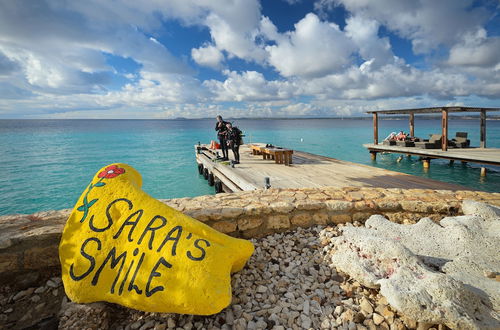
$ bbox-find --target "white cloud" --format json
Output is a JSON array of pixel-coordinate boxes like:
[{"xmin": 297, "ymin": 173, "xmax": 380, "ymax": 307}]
[
  {"xmin": 98, "ymin": 71, "xmax": 209, "ymax": 106},
  {"xmin": 265, "ymin": 13, "xmax": 356, "ymax": 78},
  {"xmin": 0, "ymin": 0, "xmax": 191, "ymax": 95},
  {"xmin": 297, "ymin": 59, "xmax": 500, "ymax": 101},
  {"xmin": 204, "ymin": 70, "xmax": 297, "ymax": 102},
  {"xmin": 205, "ymin": 13, "xmax": 267, "ymax": 63},
  {"xmin": 344, "ymin": 15, "xmax": 394, "ymax": 67},
  {"xmin": 166, "ymin": 0, "xmax": 267, "ymax": 64},
  {"xmin": 191, "ymin": 44, "xmax": 225, "ymax": 69},
  {"xmin": 448, "ymin": 29, "xmax": 500, "ymax": 68},
  {"xmin": 260, "ymin": 16, "xmax": 282, "ymax": 42},
  {"xmin": 322, "ymin": 0, "xmax": 490, "ymax": 54}
]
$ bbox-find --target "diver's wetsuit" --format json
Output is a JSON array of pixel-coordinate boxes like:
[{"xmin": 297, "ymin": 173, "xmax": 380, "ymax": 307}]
[
  {"xmin": 227, "ymin": 127, "xmax": 241, "ymax": 163},
  {"xmin": 215, "ymin": 120, "xmax": 229, "ymax": 159}
]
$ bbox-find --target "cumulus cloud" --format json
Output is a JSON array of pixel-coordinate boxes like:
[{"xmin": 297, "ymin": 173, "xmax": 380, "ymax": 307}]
[
  {"xmin": 191, "ymin": 44, "xmax": 225, "ymax": 69},
  {"xmin": 205, "ymin": 12, "xmax": 267, "ymax": 63},
  {"xmin": 174, "ymin": 0, "xmax": 267, "ymax": 64},
  {"xmin": 204, "ymin": 70, "xmax": 296, "ymax": 102},
  {"xmin": 321, "ymin": 0, "xmax": 490, "ymax": 54},
  {"xmin": 0, "ymin": 0, "xmax": 191, "ymax": 94},
  {"xmin": 448, "ymin": 29, "xmax": 500, "ymax": 68},
  {"xmin": 265, "ymin": 13, "xmax": 356, "ymax": 78},
  {"xmin": 344, "ymin": 15, "xmax": 394, "ymax": 67},
  {"xmin": 298, "ymin": 59, "xmax": 500, "ymax": 101},
  {"xmin": 98, "ymin": 72, "xmax": 209, "ymax": 106}
]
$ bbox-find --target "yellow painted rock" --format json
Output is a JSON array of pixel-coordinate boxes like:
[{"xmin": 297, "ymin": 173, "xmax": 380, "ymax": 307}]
[{"xmin": 59, "ymin": 163, "xmax": 254, "ymax": 315}]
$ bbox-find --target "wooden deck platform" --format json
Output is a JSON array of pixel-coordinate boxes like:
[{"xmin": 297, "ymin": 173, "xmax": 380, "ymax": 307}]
[
  {"xmin": 195, "ymin": 144, "xmax": 471, "ymax": 193},
  {"xmin": 364, "ymin": 143, "xmax": 500, "ymax": 166}
]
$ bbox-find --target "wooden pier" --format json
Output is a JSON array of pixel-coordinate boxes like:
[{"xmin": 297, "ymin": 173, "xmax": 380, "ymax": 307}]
[
  {"xmin": 195, "ymin": 143, "xmax": 470, "ymax": 193},
  {"xmin": 365, "ymin": 106, "xmax": 500, "ymax": 175},
  {"xmin": 365, "ymin": 144, "xmax": 500, "ymax": 167}
]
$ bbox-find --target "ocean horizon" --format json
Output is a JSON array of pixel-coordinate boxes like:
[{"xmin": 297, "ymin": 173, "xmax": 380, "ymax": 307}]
[{"xmin": 1, "ymin": 118, "xmax": 499, "ymax": 216}]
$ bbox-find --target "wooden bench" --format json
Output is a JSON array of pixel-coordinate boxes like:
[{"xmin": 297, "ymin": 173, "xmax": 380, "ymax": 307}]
[
  {"xmin": 263, "ymin": 148, "xmax": 293, "ymax": 165},
  {"xmin": 250, "ymin": 144, "xmax": 265, "ymax": 155}
]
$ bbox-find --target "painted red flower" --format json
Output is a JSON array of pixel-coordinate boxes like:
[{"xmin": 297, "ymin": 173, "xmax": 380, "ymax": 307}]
[{"xmin": 98, "ymin": 165, "xmax": 125, "ymax": 179}]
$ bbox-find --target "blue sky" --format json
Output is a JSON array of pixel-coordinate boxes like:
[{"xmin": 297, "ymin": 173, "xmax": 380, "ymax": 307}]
[{"xmin": 0, "ymin": 0, "xmax": 499, "ymax": 118}]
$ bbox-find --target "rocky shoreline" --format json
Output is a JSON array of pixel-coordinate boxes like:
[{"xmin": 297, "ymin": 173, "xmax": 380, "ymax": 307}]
[{"xmin": 3, "ymin": 223, "xmax": 450, "ymax": 330}]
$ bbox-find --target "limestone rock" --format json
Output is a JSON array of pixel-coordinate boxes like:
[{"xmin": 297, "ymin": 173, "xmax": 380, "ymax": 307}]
[
  {"xmin": 462, "ymin": 200, "xmax": 500, "ymax": 221},
  {"xmin": 60, "ymin": 163, "xmax": 254, "ymax": 315},
  {"xmin": 372, "ymin": 313, "xmax": 384, "ymax": 326},
  {"xmin": 330, "ymin": 201, "xmax": 500, "ymax": 329},
  {"xmin": 359, "ymin": 298, "xmax": 373, "ymax": 315},
  {"xmin": 267, "ymin": 215, "xmax": 290, "ymax": 229}
]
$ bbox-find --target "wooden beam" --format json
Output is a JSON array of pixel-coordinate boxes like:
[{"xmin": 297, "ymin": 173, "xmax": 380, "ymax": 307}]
[
  {"xmin": 409, "ymin": 112, "xmax": 415, "ymax": 137},
  {"xmin": 367, "ymin": 106, "xmax": 500, "ymax": 115},
  {"xmin": 441, "ymin": 109, "xmax": 448, "ymax": 151},
  {"xmin": 373, "ymin": 112, "xmax": 378, "ymax": 144},
  {"xmin": 363, "ymin": 143, "xmax": 500, "ymax": 166},
  {"xmin": 480, "ymin": 109, "xmax": 486, "ymax": 148}
]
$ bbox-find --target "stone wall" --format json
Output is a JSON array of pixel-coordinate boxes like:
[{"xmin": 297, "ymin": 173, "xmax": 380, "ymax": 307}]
[{"xmin": 1, "ymin": 187, "xmax": 499, "ymax": 281}]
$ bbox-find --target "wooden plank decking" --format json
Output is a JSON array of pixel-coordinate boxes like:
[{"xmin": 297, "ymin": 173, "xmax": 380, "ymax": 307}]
[
  {"xmin": 364, "ymin": 143, "xmax": 500, "ymax": 166},
  {"xmin": 195, "ymin": 144, "xmax": 471, "ymax": 192}
]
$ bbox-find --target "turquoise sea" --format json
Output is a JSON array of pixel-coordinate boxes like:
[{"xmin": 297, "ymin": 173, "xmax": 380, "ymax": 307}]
[{"xmin": 0, "ymin": 118, "xmax": 499, "ymax": 216}]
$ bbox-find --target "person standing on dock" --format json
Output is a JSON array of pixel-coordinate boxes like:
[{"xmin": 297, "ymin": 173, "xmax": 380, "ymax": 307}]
[
  {"xmin": 225, "ymin": 122, "xmax": 242, "ymax": 164},
  {"xmin": 215, "ymin": 115, "xmax": 229, "ymax": 160}
]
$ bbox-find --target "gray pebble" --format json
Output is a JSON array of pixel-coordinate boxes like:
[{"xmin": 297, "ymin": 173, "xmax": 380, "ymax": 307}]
[
  {"xmin": 153, "ymin": 323, "xmax": 166, "ymax": 330},
  {"xmin": 35, "ymin": 303, "xmax": 46, "ymax": 311},
  {"xmin": 225, "ymin": 309, "xmax": 235, "ymax": 325},
  {"xmin": 139, "ymin": 320, "xmax": 155, "ymax": 330},
  {"xmin": 300, "ymin": 314, "xmax": 312, "ymax": 329},
  {"xmin": 13, "ymin": 288, "xmax": 32, "ymax": 301},
  {"xmin": 34, "ymin": 286, "xmax": 46, "ymax": 294},
  {"xmin": 303, "ymin": 300, "xmax": 310, "ymax": 315},
  {"xmin": 46, "ymin": 279, "xmax": 58, "ymax": 288},
  {"xmin": 130, "ymin": 320, "xmax": 142, "ymax": 330},
  {"xmin": 256, "ymin": 285, "xmax": 267, "ymax": 293}
]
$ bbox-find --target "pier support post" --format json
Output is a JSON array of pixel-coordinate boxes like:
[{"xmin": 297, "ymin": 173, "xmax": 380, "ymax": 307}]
[
  {"xmin": 441, "ymin": 109, "xmax": 448, "ymax": 151},
  {"xmin": 373, "ymin": 113, "xmax": 379, "ymax": 144},
  {"xmin": 422, "ymin": 158, "xmax": 430, "ymax": 169},
  {"xmin": 481, "ymin": 167, "xmax": 487, "ymax": 177},
  {"xmin": 449, "ymin": 160, "xmax": 454, "ymax": 166},
  {"xmin": 409, "ymin": 112, "xmax": 415, "ymax": 138},
  {"xmin": 480, "ymin": 110, "xmax": 486, "ymax": 148},
  {"xmin": 370, "ymin": 151, "xmax": 377, "ymax": 160}
]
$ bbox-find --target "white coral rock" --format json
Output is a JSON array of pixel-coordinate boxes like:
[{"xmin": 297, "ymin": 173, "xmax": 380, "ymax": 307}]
[{"xmin": 330, "ymin": 201, "xmax": 500, "ymax": 329}]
